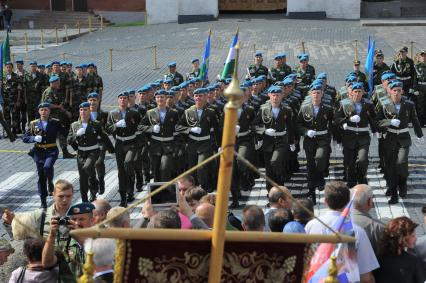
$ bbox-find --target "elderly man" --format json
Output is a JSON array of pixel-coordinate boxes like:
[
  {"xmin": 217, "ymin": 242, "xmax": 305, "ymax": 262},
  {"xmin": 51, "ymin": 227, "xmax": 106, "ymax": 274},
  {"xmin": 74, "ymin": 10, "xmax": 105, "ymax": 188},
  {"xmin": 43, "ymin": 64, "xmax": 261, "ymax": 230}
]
[
  {"xmin": 106, "ymin": 207, "xmax": 130, "ymax": 228},
  {"xmin": 0, "ymin": 239, "xmax": 14, "ymax": 265},
  {"xmin": 86, "ymin": 238, "xmax": 115, "ymax": 283},
  {"xmin": 351, "ymin": 184, "xmax": 385, "ymax": 254},
  {"xmin": 305, "ymin": 181, "xmax": 379, "ymax": 283},
  {"xmin": 92, "ymin": 199, "xmax": 112, "ymax": 225},
  {"xmin": 195, "ymin": 203, "xmax": 215, "ymax": 229},
  {"xmin": 264, "ymin": 186, "xmax": 292, "ymax": 231},
  {"xmin": 242, "ymin": 205, "xmax": 265, "ymax": 232}
]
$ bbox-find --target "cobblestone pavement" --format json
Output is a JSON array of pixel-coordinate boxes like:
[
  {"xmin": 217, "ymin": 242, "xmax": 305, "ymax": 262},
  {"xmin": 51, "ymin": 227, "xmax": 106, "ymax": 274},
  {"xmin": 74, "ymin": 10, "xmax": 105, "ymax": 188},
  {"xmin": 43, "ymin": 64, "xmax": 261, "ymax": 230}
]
[{"xmin": 2, "ymin": 15, "xmax": 426, "ymax": 241}]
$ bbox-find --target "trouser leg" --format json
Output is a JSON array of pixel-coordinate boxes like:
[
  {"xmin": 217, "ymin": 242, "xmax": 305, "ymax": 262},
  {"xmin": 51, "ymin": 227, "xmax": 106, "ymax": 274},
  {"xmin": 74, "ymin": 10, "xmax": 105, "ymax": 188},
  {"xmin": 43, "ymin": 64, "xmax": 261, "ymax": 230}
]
[
  {"xmin": 356, "ymin": 145, "xmax": 369, "ymax": 184},
  {"xmin": 343, "ymin": 146, "xmax": 357, "ymax": 188},
  {"xmin": 197, "ymin": 151, "xmax": 213, "ymax": 192},
  {"xmin": 77, "ymin": 157, "xmax": 89, "ymax": 202}
]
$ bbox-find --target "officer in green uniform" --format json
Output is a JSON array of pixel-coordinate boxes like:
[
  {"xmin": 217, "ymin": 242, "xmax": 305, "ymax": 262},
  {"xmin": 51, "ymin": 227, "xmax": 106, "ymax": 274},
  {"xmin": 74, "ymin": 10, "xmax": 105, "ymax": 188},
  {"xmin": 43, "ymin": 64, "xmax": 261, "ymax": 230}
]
[
  {"xmin": 0, "ymin": 103, "xmax": 15, "ymax": 141},
  {"xmin": 352, "ymin": 60, "xmax": 369, "ymax": 93},
  {"xmin": 86, "ymin": 63, "xmax": 103, "ymax": 103},
  {"xmin": 24, "ymin": 61, "xmax": 43, "ymax": 123},
  {"xmin": 255, "ymin": 86, "xmax": 294, "ymax": 191},
  {"xmin": 87, "ymin": 92, "xmax": 114, "ymax": 195},
  {"xmin": 414, "ymin": 50, "xmax": 426, "ymax": 126},
  {"xmin": 3, "ymin": 61, "xmax": 23, "ymax": 135},
  {"xmin": 70, "ymin": 64, "xmax": 88, "ymax": 120},
  {"xmin": 270, "ymin": 53, "xmax": 292, "ymax": 82},
  {"xmin": 391, "ymin": 46, "xmax": 416, "ymax": 99},
  {"xmin": 65, "ymin": 202, "xmax": 95, "ymax": 278},
  {"xmin": 140, "ymin": 89, "xmax": 180, "ymax": 181},
  {"xmin": 246, "ymin": 52, "xmax": 269, "ymax": 81},
  {"xmin": 373, "ymin": 50, "xmax": 390, "ymax": 86},
  {"xmin": 376, "ymin": 80, "xmax": 423, "ymax": 204},
  {"xmin": 177, "ymin": 88, "xmax": 220, "ymax": 192},
  {"xmin": 334, "ymin": 82, "xmax": 377, "ymax": 188},
  {"xmin": 68, "ymin": 102, "xmax": 112, "ymax": 202},
  {"xmin": 317, "ymin": 72, "xmax": 337, "ymax": 102},
  {"xmin": 164, "ymin": 61, "xmax": 184, "ymax": 86},
  {"xmin": 297, "ymin": 83, "xmax": 333, "ymax": 204},
  {"xmin": 41, "ymin": 75, "xmax": 75, "ymax": 158},
  {"xmin": 15, "ymin": 59, "xmax": 28, "ymax": 133},
  {"xmin": 294, "ymin": 53, "xmax": 316, "ymax": 97},
  {"xmin": 106, "ymin": 92, "xmax": 141, "ymax": 207},
  {"xmin": 186, "ymin": 58, "xmax": 200, "ymax": 81},
  {"xmin": 38, "ymin": 64, "xmax": 50, "ymax": 91}
]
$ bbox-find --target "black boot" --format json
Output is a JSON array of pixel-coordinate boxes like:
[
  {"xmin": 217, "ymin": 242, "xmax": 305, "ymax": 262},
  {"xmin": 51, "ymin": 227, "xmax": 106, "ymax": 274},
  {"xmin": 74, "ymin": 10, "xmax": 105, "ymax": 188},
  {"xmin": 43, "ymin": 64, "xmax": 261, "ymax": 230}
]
[
  {"xmin": 144, "ymin": 173, "xmax": 151, "ymax": 185},
  {"xmin": 48, "ymin": 182, "xmax": 54, "ymax": 196},
  {"xmin": 98, "ymin": 179, "xmax": 105, "ymax": 195},
  {"xmin": 307, "ymin": 189, "xmax": 316, "ymax": 205},
  {"xmin": 229, "ymin": 190, "xmax": 240, "ymax": 209},
  {"xmin": 119, "ymin": 192, "xmax": 127, "ymax": 207},
  {"xmin": 136, "ymin": 173, "xmax": 144, "ymax": 192},
  {"xmin": 40, "ymin": 197, "xmax": 47, "ymax": 209},
  {"xmin": 62, "ymin": 148, "xmax": 75, "ymax": 159},
  {"xmin": 399, "ymin": 182, "xmax": 407, "ymax": 198}
]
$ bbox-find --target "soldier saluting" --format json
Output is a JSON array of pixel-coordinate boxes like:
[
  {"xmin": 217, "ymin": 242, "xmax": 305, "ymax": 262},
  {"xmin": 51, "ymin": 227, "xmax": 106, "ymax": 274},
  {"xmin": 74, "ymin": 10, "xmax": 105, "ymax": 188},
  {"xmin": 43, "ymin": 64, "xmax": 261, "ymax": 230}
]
[
  {"xmin": 376, "ymin": 80, "xmax": 423, "ymax": 204},
  {"xmin": 297, "ymin": 83, "xmax": 333, "ymax": 204}
]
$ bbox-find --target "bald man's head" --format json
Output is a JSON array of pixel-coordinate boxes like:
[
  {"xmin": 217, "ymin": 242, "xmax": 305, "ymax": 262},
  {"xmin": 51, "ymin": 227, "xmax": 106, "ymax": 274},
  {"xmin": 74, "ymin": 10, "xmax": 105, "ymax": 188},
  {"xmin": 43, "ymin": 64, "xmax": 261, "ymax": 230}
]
[
  {"xmin": 268, "ymin": 186, "xmax": 292, "ymax": 209},
  {"xmin": 195, "ymin": 203, "xmax": 215, "ymax": 228},
  {"xmin": 92, "ymin": 199, "xmax": 112, "ymax": 224},
  {"xmin": 352, "ymin": 184, "xmax": 373, "ymax": 212}
]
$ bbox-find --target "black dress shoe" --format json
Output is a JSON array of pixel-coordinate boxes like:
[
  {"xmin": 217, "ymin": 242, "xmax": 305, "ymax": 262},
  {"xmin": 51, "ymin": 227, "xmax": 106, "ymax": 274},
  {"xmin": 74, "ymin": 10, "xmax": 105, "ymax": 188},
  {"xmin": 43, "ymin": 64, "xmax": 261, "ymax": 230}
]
[
  {"xmin": 388, "ymin": 197, "xmax": 398, "ymax": 205},
  {"xmin": 399, "ymin": 191, "xmax": 407, "ymax": 198},
  {"xmin": 99, "ymin": 181, "xmax": 105, "ymax": 195},
  {"xmin": 89, "ymin": 194, "xmax": 97, "ymax": 202},
  {"xmin": 119, "ymin": 201, "xmax": 127, "ymax": 208},
  {"xmin": 229, "ymin": 201, "xmax": 240, "ymax": 209},
  {"xmin": 385, "ymin": 188, "xmax": 392, "ymax": 197},
  {"xmin": 48, "ymin": 182, "xmax": 54, "ymax": 196},
  {"xmin": 127, "ymin": 195, "xmax": 135, "ymax": 203}
]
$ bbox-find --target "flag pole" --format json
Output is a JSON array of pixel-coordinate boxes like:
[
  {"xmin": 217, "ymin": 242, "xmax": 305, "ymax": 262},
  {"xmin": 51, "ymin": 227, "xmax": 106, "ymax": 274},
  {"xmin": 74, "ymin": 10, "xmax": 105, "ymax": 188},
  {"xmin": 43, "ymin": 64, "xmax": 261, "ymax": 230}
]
[{"xmin": 207, "ymin": 43, "xmax": 243, "ymax": 283}]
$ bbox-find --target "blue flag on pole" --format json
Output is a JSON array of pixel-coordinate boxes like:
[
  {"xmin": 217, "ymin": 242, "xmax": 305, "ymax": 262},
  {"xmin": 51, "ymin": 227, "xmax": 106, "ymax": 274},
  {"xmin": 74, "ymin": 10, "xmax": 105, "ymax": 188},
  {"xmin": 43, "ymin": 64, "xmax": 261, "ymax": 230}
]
[
  {"xmin": 199, "ymin": 30, "xmax": 211, "ymax": 83},
  {"xmin": 364, "ymin": 37, "xmax": 375, "ymax": 98}
]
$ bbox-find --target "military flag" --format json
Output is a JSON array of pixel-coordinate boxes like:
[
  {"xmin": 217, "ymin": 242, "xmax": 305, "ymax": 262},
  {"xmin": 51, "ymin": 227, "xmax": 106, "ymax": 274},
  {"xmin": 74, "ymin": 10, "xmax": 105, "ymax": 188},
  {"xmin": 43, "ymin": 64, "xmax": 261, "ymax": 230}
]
[
  {"xmin": 2, "ymin": 32, "xmax": 10, "ymax": 64},
  {"xmin": 221, "ymin": 29, "xmax": 239, "ymax": 79},
  {"xmin": 199, "ymin": 30, "xmax": 211, "ymax": 83},
  {"xmin": 365, "ymin": 36, "xmax": 375, "ymax": 98}
]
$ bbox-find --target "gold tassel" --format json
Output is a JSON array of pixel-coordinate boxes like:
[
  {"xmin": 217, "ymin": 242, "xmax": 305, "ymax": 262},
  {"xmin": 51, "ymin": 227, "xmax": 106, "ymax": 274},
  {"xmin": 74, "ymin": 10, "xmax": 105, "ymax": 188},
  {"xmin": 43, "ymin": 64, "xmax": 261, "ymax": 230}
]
[
  {"xmin": 114, "ymin": 239, "xmax": 126, "ymax": 283},
  {"xmin": 77, "ymin": 250, "xmax": 95, "ymax": 283},
  {"xmin": 325, "ymin": 256, "xmax": 339, "ymax": 283}
]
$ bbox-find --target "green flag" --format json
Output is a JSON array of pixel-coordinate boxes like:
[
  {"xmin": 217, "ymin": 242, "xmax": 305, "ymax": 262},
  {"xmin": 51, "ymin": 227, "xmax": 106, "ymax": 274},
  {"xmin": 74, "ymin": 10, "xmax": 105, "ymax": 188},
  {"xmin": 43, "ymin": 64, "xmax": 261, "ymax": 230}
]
[
  {"xmin": 221, "ymin": 29, "xmax": 239, "ymax": 79},
  {"xmin": 2, "ymin": 32, "xmax": 10, "ymax": 63}
]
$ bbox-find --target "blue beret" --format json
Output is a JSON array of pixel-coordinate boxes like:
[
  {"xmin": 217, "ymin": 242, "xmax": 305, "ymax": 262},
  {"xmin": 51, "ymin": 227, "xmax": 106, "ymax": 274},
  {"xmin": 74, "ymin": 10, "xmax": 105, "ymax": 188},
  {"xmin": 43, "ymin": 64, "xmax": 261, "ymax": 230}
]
[
  {"xmin": 179, "ymin": 82, "xmax": 188, "ymax": 89},
  {"xmin": 346, "ymin": 72, "xmax": 357, "ymax": 78},
  {"xmin": 29, "ymin": 61, "xmax": 37, "ymax": 66},
  {"xmin": 117, "ymin": 91, "xmax": 129, "ymax": 97},
  {"xmin": 280, "ymin": 52, "xmax": 287, "ymax": 58},
  {"xmin": 193, "ymin": 88, "xmax": 209, "ymax": 95},
  {"xmin": 67, "ymin": 202, "xmax": 95, "ymax": 216},
  {"xmin": 345, "ymin": 76, "xmax": 357, "ymax": 83},
  {"xmin": 242, "ymin": 81, "xmax": 252, "ymax": 88},
  {"xmin": 274, "ymin": 81, "xmax": 284, "ymax": 87},
  {"xmin": 127, "ymin": 89, "xmax": 136, "ymax": 95},
  {"xmin": 38, "ymin": 102, "xmax": 50, "ymax": 109},
  {"xmin": 79, "ymin": 102, "xmax": 90, "ymax": 108},
  {"xmin": 37, "ymin": 64, "xmax": 45, "ymax": 68},
  {"xmin": 75, "ymin": 64, "xmax": 83, "ymax": 69},
  {"xmin": 258, "ymin": 75, "xmax": 267, "ymax": 81},
  {"xmin": 137, "ymin": 86, "xmax": 148, "ymax": 93},
  {"xmin": 310, "ymin": 83, "xmax": 323, "ymax": 91},
  {"xmin": 170, "ymin": 86, "xmax": 180, "ymax": 92},
  {"xmin": 283, "ymin": 78, "xmax": 293, "ymax": 86},
  {"xmin": 67, "ymin": 61, "xmax": 73, "ymax": 66},
  {"xmin": 151, "ymin": 82, "xmax": 161, "ymax": 88},
  {"xmin": 317, "ymin": 72, "xmax": 327, "ymax": 80},
  {"xmin": 87, "ymin": 63, "xmax": 95, "ymax": 67},
  {"xmin": 255, "ymin": 52, "xmax": 262, "ymax": 57},
  {"xmin": 213, "ymin": 83, "xmax": 221, "ymax": 89},
  {"xmin": 87, "ymin": 92, "xmax": 99, "ymax": 99},
  {"xmin": 297, "ymin": 53, "xmax": 309, "ymax": 61},
  {"xmin": 351, "ymin": 82, "xmax": 364, "ymax": 90},
  {"xmin": 5, "ymin": 61, "xmax": 12, "ymax": 66},
  {"xmin": 60, "ymin": 61, "xmax": 67, "ymax": 66},
  {"xmin": 240, "ymin": 86, "xmax": 248, "ymax": 92},
  {"xmin": 312, "ymin": 79, "xmax": 324, "ymax": 86},
  {"xmin": 164, "ymin": 78, "xmax": 173, "ymax": 84},
  {"xmin": 224, "ymin": 78, "xmax": 232, "ymax": 84},
  {"xmin": 168, "ymin": 61, "xmax": 177, "ymax": 67},
  {"xmin": 191, "ymin": 77, "xmax": 201, "ymax": 83},
  {"xmin": 268, "ymin": 86, "xmax": 282, "ymax": 94},
  {"xmin": 45, "ymin": 63, "xmax": 52, "ymax": 68},
  {"xmin": 381, "ymin": 72, "xmax": 396, "ymax": 81},
  {"xmin": 167, "ymin": 90, "xmax": 176, "ymax": 96},
  {"xmin": 155, "ymin": 89, "xmax": 168, "ymax": 96},
  {"xmin": 82, "ymin": 63, "xmax": 88, "ymax": 68},
  {"xmin": 49, "ymin": 75, "xmax": 60, "ymax": 83},
  {"xmin": 207, "ymin": 86, "xmax": 216, "ymax": 92},
  {"xmin": 286, "ymin": 74, "xmax": 297, "ymax": 80},
  {"xmin": 51, "ymin": 61, "xmax": 60, "ymax": 65},
  {"xmin": 15, "ymin": 59, "xmax": 24, "ymax": 64},
  {"xmin": 274, "ymin": 54, "xmax": 282, "ymax": 60},
  {"xmin": 191, "ymin": 58, "xmax": 199, "ymax": 63},
  {"xmin": 389, "ymin": 80, "xmax": 403, "ymax": 89}
]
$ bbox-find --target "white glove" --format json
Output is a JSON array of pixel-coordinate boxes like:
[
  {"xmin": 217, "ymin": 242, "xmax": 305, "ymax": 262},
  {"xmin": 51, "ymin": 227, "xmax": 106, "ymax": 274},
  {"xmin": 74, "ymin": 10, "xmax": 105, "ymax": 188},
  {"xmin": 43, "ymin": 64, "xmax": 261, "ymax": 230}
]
[
  {"xmin": 390, "ymin": 118, "xmax": 400, "ymax": 127},
  {"xmin": 218, "ymin": 147, "xmax": 222, "ymax": 153},
  {"xmin": 76, "ymin": 127, "xmax": 86, "ymax": 136},
  {"xmin": 255, "ymin": 140, "xmax": 263, "ymax": 150},
  {"xmin": 349, "ymin": 115, "xmax": 361, "ymax": 123},
  {"xmin": 409, "ymin": 88, "xmax": 415, "ymax": 94},
  {"xmin": 342, "ymin": 123, "xmax": 348, "ymax": 130},
  {"xmin": 34, "ymin": 135, "xmax": 42, "ymax": 143},
  {"xmin": 375, "ymin": 132, "xmax": 382, "ymax": 139},
  {"xmin": 153, "ymin": 124, "xmax": 160, "ymax": 134},
  {"xmin": 264, "ymin": 128, "xmax": 276, "ymax": 136},
  {"xmin": 414, "ymin": 91, "xmax": 420, "ymax": 96},
  {"xmin": 235, "ymin": 125, "xmax": 240, "ymax": 134},
  {"xmin": 190, "ymin": 127, "xmax": 202, "ymax": 134},
  {"xmin": 115, "ymin": 119, "xmax": 126, "ymax": 128},
  {"xmin": 307, "ymin": 130, "xmax": 316, "ymax": 138},
  {"xmin": 289, "ymin": 144, "xmax": 296, "ymax": 152}
]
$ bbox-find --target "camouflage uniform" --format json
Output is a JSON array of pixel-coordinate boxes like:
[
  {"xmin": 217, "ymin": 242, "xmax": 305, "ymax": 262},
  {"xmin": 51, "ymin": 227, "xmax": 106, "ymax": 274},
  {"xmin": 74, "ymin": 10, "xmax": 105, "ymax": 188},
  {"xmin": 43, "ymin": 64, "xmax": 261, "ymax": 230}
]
[
  {"xmin": 3, "ymin": 72, "xmax": 23, "ymax": 134},
  {"xmin": 270, "ymin": 64, "xmax": 292, "ymax": 82},
  {"xmin": 294, "ymin": 65, "xmax": 316, "ymax": 97},
  {"xmin": 414, "ymin": 60, "xmax": 426, "ymax": 125},
  {"xmin": 24, "ymin": 71, "xmax": 43, "ymax": 122},
  {"xmin": 71, "ymin": 76, "xmax": 88, "ymax": 120}
]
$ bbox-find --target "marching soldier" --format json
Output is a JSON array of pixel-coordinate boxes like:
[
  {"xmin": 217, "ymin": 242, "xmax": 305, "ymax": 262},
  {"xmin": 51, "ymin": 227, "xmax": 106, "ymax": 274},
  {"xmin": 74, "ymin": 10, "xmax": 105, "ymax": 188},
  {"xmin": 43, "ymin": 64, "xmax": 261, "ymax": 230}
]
[
  {"xmin": 334, "ymin": 82, "xmax": 377, "ymax": 188},
  {"xmin": 391, "ymin": 46, "xmax": 415, "ymax": 99},
  {"xmin": 22, "ymin": 102, "xmax": 68, "ymax": 208},
  {"xmin": 24, "ymin": 61, "xmax": 43, "ymax": 123},
  {"xmin": 246, "ymin": 52, "xmax": 269, "ymax": 81},
  {"xmin": 68, "ymin": 102, "xmax": 112, "ymax": 202},
  {"xmin": 294, "ymin": 53, "xmax": 316, "ymax": 97},
  {"xmin": 87, "ymin": 92, "xmax": 114, "ymax": 195},
  {"xmin": 177, "ymin": 88, "xmax": 220, "ymax": 192},
  {"xmin": 164, "ymin": 62, "xmax": 184, "ymax": 86},
  {"xmin": 270, "ymin": 53, "xmax": 292, "ymax": 82},
  {"xmin": 140, "ymin": 89, "xmax": 180, "ymax": 181},
  {"xmin": 352, "ymin": 60, "xmax": 369, "ymax": 92},
  {"xmin": 376, "ymin": 81, "xmax": 423, "ymax": 204},
  {"xmin": 15, "ymin": 59, "xmax": 28, "ymax": 133},
  {"xmin": 41, "ymin": 75, "xmax": 75, "ymax": 158},
  {"xmin": 186, "ymin": 58, "xmax": 200, "ymax": 81},
  {"xmin": 106, "ymin": 92, "xmax": 141, "ymax": 207},
  {"xmin": 297, "ymin": 83, "xmax": 333, "ymax": 204},
  {"xmin": 3, "ymin": 61, "xmax": 23, "ymax": 135},
  {"xmin": 373, "ymin": 50, "xmax": 390, "ymax": 86},
  {"xmin": 317, "ymin": 72, "xmax": 337, "ymax": 102},
  {"xmin": 414, "ymin": 50, "xmax": 426, "ymax": 126},
  {"xmin": 255, "ymin": 86, "xmax": 294, "ymax": 191}
]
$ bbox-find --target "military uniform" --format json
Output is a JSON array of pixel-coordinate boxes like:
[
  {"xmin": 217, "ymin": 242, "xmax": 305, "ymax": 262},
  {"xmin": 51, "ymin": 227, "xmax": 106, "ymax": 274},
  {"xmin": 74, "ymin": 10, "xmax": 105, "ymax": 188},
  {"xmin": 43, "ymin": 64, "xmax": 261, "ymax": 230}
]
[
  {"xmin": 294, "ymin": 65, "xmax": 316, "ymax": 96},
  {"xmin": 334, "ymin": 93, "xmax": 377, "ymax": 188},
  {"xmin": 86, "ymin": 71, "xmax": 103, "ymax": 105},
  {"xmin": 23, "ymin": 109, "xmax": 68, "ymax": 208},
  {"xmin": 3, "ymin": 70, "xmax": 23, "ymax": 134},
  {"xmin": 15, "ymin": 67, "xmax": 28, "ymax": 133},
  {"xmin": 373, "ymin": 62, "xmax": 390, "ymax": 86},
  {"xmin": 247, "ymin": 64, "xmax": 269, "ymax": 80},
  {"xmin": 376, "ymin": 84, "xmax": 423, "ymax": 203},
  {"xmin": 391, "ymin": 55, "xmax": 415, "ymax": 97},
  {"xmin": 71, "ymin": 75, "xmax": 88, "ymax": 119},
  {"xmin": 24, "ymin": 70, "xmax": 43, "ymax": 123},
  {"xmin": 106, "ymin": 104, "xmax": 141, "ymax": 206},
  {"xmin": 270, "ymin": 62, "xmax": 292, "ymax": 82},
  {"xmin": 165, "ymin": 64, "xmax": 184, "ymax": 87},
  {"xmin": 0, "ymin": 105, "xmax": 14, "ymax": 142},
  {"xmin": 186, "ymin": 69, "xmax": 200, "ymax": 81},
  {"xmin": 414, "ymin": 58, "xmax": 426, "ymax": 125}
]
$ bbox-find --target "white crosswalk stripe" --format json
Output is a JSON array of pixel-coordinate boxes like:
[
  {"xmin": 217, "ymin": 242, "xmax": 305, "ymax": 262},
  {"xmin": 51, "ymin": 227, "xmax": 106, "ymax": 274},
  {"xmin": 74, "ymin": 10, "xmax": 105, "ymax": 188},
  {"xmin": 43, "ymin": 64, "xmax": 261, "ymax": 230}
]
[{"xmin": 0, "ymin": 172, "xmax": 35, "ymax": 195}]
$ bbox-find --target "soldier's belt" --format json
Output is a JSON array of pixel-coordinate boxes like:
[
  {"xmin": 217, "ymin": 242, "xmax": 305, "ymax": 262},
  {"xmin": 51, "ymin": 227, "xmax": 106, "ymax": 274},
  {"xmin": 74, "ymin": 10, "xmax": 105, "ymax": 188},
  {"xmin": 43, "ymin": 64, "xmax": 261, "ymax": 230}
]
[
  {"xmin": 345, "ymin": 126, "xmax": 370, "ymax": 132},
  {"xmin": 418, "ymin": 82, "xmax": 426, "ymax": 85},
  {"xmin": 115, "ymin": 134, "xmax": 136, "ymax": 141},
  {"xmin": 189, "ymin": 135, "xmax": 210, "ymax": 141},
  {"xmin": 78, "ymin": 145, "xmax": 100, "ymax": 151},
  {"xmin": 396, "ymin": 76, "xmax": 411, "ymax": 81},
  {"xmin": 387, "ymin": 128, "xmax": 409, "ymax": 134},
  {"xmin": 237, "ymin": 130, "xmax": 251, "ymax": 137},
  {"xmin": 314, "ymin": 130, "xmax": 328, "ymax": 135},
  {"xmin": 35, "ymin": 143, "xmax": 57, "ymax": 149},
  {"xmin": 151, "ymin": 135, "xmax": 174, "ymax": 142},
  {"xmin": 266, "ymin": 130, "xmax": 287, "ymax": 137}
]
